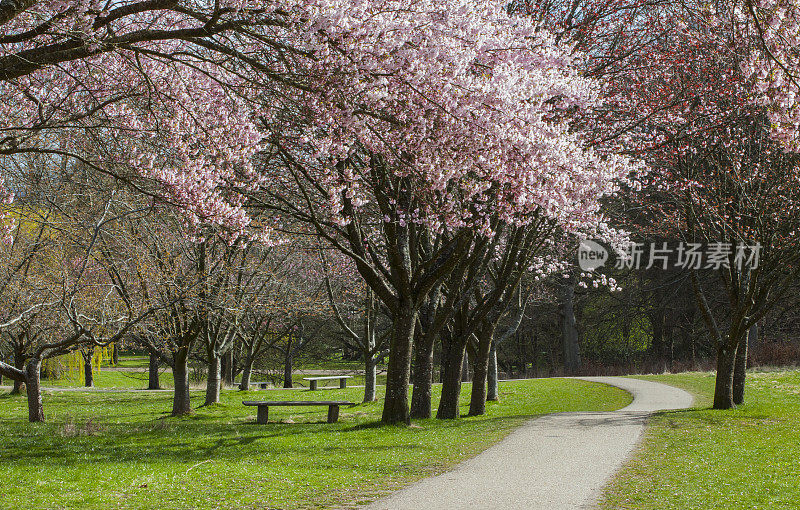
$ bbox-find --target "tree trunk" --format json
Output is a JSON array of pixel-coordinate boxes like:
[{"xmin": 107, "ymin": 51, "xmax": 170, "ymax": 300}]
[
  {"xmin": 84, "ymin": 353, "xmax": 94, "ymax": 388},
  {"xmin": 468, "ymin": 331, "xmax": 493, "ymax": 416},
  {"xmin": 410, "ymin": 330, "xmax": 435, "ymax": 419},
  {"xmin": 25, "ymin": 358, "xmax": 44, "ymax": 423},
  {"xmin": 112, "ymin": 344, "xmax": 119, "ymax": 365},
  {"xmin": 713, "ymin": 343, "xmax": 737, "ymax": 410},
  {"xmin": 364, "ymin": 352, "xmax": 377, "ymax": 402},
  {"xmin": 561, "ymin": 280, "xmax": 581, "ymax": 374},
  {"xmin": 239, "ymin": 350, "xmax": 253, "ymax": 391},
  {"xmin": 469, "ymin": 358, "xmax": 489, "ymax": 416},
  {"xmin": 11, "ymin": 352, "xmax": 24, "ymax": 395},
  {"xmin": 733, "ymin": 330, "xmax": 750, "ymax": 406},
  {"xmin": 381, "ymin": 303, "xmax": 417, "ymax": 424},
  {"xmin": 222, "ymin": 348, "xmax": 234, "ymax": 387},
  {"xmin": 283, "ymin": 353, "xmax": 293, "ymax": 389},
  {"xmin": 148, "ymin": 351, "xmax": 161, "ymax": 390},
  {"xmin": 747, "ymin": 322, "xmax": 759, "ymax": 362},
  {"xmin": 487, "ymin": 341, "xmax": 499, "ymax": 401},
  {"xmin": 437, "ymin": 336, "xmax": 466, "ymax": 419},
  {"xmin": 205, "ymin": 353, "xmax": 221, "ymax": 405},
  {"xmin": 172, "ymin": 349, "xmax": 192, "ymax": 416},
  {"xmin": 461, "ymin": 350, "xmax": 471, "ymax": 382}
]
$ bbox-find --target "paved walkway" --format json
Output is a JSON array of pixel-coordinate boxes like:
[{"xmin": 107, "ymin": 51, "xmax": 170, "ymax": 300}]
[{"xmin": 363, "ymin": 376, "xmax": 693, "ymax": 510}]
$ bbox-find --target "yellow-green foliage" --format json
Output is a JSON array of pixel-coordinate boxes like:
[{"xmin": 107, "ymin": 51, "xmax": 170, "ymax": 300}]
[
  {"xmin": 51, "ymin": 344, "xmax": 117, "ymax": 384},
  {"xmin": 41, "ymin": 357, "xmax": 65, "ymax": 380}
]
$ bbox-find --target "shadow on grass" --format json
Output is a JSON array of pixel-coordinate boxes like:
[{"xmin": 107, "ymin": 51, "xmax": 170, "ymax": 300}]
[{"xmin": 0, "ymin": 410, "xmax": 540, "ymax": 469}]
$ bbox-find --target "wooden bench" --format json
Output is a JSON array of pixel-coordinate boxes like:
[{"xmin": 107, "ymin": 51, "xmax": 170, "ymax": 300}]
[
  {"xmin": 302, "ymin": 375, "xmax": 352, "ymax": 390},
  {"xmin": 249, "ymin": 381, "xmax": 271, "ymax": 389},
  {"xmin": 243, "ymin": 401, "xmax": 356, "ymax": 424}
]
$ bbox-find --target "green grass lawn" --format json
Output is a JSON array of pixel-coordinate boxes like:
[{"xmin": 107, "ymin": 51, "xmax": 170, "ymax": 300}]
[
  {"xmin": 601, "ymin": 369, "xmax": 800, "ymax": 509},
  {"xmin": 1, "ymin": 378, "xmax": 630, "ymax": 510},
  {"xmin": 37, "ymin": 356, "xmax": 384, "ymax": 390},
  {"xmin": 298, "ymin": 359, "xmax": 387, "ymax": 372},
  {"xmin": 42, "ymin": 368, "xmax": 177, "ymax": 389},
  {"xmin": 113, "ymin": 355, "xmax": 151, "ymax": 369}
]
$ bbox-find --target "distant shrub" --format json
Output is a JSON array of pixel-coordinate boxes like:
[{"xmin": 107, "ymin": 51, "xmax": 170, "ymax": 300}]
[{"xmin": 751, "ymin": 341, "xmax": 800, "ymax": 368}]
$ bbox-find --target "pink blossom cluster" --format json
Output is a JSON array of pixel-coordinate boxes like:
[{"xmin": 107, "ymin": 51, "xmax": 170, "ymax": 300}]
[
  {"xmin": 745, "ymin": 0, "xmax": 800, "ymax": 150},
  {"xmin": 2, "ymin": 0, "xmax": 640, "ymax": 247},
  {"xmin": 261, "ymin": 0, "xmax": 641, "ymax": 240},
  {"xmin": 1, "ymin": 2, "xmax": 272, "ymax": 240}
]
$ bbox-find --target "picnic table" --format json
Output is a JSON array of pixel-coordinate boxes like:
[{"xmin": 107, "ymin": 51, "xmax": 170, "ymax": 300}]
[
  {"xmin": 302, "ymin": 375, "xmax": 352, "ymax": 390},
  {"xmin": 242, "ymin": 400, "xmax": 356, "ymax": 424}
]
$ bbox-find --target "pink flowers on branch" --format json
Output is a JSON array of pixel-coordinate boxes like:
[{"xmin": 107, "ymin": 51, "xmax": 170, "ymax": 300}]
[
  {"xmin": 1, "ymin": 1, "xmax": 272, "ymax": 238},
  {"xmin": 1, "ymin": 1, "xmax": 642, "ymax": 425},
  {"xmin": 264, "ymin": 0, "xmax": 638, "ymax": 238},
  {"xmin": 2, "ymin": 0, "xmax": 636, "ymax": 243},
  {"xmin": 747, "ymin": 0, "xmax": 800, "ymax": 150}
]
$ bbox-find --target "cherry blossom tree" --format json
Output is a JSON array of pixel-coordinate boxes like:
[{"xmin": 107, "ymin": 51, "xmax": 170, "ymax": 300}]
[
  {"xmin": 3, "ymin": 1, "xmax": 638, "ymax": 424},
  {"xmin": 0, "ymin": 1, "xmax": 289, "ymax": 239},
  {"xmin": 252, "ymin": 0, "xmax": 638, "ymax": 423},
  {"xmin": 547, "ymin": 0, "xmax": 800, "ymax": 408}
]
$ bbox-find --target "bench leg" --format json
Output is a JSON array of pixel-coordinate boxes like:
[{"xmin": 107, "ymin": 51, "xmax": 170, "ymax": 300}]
[
  {"xmin": 310, "ymin": 380, "xmax": 318, "ymax": 391},
  {"xmin": 339, "ymin": 378, "xmax": 347, "ymax": 389},
  {"xmin": 256, "ymin": 406, "xmax": 269, "ymax": 424},
  {"xmin": 259, "ymin": 383, "xmax": 267, "ymax": 389},
  {"xmin": 327, "ymin": 405, "xmax": 340, "ymax": 423}
]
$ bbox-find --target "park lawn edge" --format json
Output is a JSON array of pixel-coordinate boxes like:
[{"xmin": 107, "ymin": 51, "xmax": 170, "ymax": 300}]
[
  {"xmin": 0, "ymin": 377, "xmax": 631, "ymax": 510},
  {"xmin": 600, "ymin": 369, "xmax": 800, "ymax": 510}
]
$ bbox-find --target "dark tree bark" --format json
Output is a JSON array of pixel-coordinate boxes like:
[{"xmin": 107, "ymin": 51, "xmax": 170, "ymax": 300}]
[
  {"xmin": 25, "ymin": 358, "xmax": 44, "ymax": 423},
  {"xmin": 469, "ymin": 358, "xmax": 489, "ymax": 416},
  {"xmin": 148, "ymin": 350, "xmax": 161, "ymax": 390},
  {"xmin": 410, "ymin": 283, "xmax": 445, "ymax": 419},
  {"xmin": 409, "ymin": 329, "xmax": 434, "ymax": 419},
  {"xmin": 286, "ymin": 159, "xmax": 475, "ymax": 425},
  {"xmin": 461, "ymin": 350, "xmax": 471, "ymax": 382},
  {"xmin": 222, "ymin": 348, "xmax": 234, "ymax": 387},
  {"xmin": 172, "ymin": 348, "xmax": 192, "ymax": 416},
  {"xmin": 381, "ymin": 302, "xmax": 417, "ymax": 424},
  {"xmin": 205, "ymin": 352, "xmax": 221, "ymax": 405},
  {"xmin": 0, "ymin": 0, "xmax": 40, "ymax": 26},
  {"xmin": 713, "ymin": 343, "xmax": 737, "ymax": 410},
  {"xmin": 239, "ymin": 347, "xmax": 253, "ymax": 391},
  {"xmin": 469, "ymin": 325, "xmax": 495, "ymax": 416},
  {"xmin": 83, "ymin": 348, "xmax": 94, "ymax": 388},
  {"xmin": 84, "ymin": 358, "xmax": 94, "ymax": 388},
  {"xmin": 437, "ymin": 330, "xmax": 466, "ymax": 419},
  {"xmin": 747, "ymin": 322, "xmax": 759, "ymax": 356},
  {"xmin": 11, "ymin": 351, "xmax": 24, "ymax": 394},
  {"xmin": 561, "ymin": 278, "xmax": 581, "ymax": 375},
  {"xmin": 733, "ymin": 328, "xmax": 751, "ymax": 405},
  {"xmin": 487, "ymin": 341, "xmax": 499, "ymax": 401},
  {"xmin": 283, "ymin": 353, "xmax": 294, "ymax": 389}
]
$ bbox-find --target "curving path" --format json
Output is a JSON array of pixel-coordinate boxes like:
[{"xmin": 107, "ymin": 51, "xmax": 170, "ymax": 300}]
[{"xmin": 363, "ymin": 376, "xmax": 693, "ymax": 510}]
